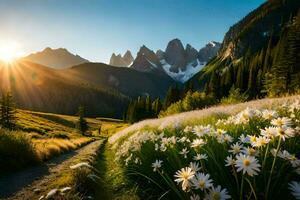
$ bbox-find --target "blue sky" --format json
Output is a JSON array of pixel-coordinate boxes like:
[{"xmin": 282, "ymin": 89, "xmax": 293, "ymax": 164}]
[{"xmin": 0, "ymin": 0, "xmax": 265, "ymax": 63}]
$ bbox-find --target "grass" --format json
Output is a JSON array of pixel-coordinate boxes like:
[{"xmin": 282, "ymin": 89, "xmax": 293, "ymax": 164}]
[{"xmin": 111, "ymin": 96, "xmax": 300, "ymax": 200}]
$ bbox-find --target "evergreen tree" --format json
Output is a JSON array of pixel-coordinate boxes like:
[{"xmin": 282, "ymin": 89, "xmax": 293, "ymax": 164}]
[
  {"xmin": 76, "ymin": 106, "xmax": 88, "ymax": 135},
  {"xmin": 0, "ymin": 91, "xmax": 16, "ymax": 129},
  {"xmin": 163, "ymin": 85, "xmax": 181, "ymax": 109}
]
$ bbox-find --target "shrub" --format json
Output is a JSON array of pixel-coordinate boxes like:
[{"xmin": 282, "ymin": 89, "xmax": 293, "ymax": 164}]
[
  {"xmin": 0, "ymin": 129, "xmax": 40, "ymax": 174},
  {"xmin": 159, "ymin": 91, "xmax": 217, "ymax": 117},
  {"xmin": 221, "ymin": 86, "xmax": 248, "ymax": 105}
]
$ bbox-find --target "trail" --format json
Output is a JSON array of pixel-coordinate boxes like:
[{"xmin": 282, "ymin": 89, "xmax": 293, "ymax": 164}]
[{"xmin": 0, "ymin": 140, "xmax": 103, "ymax": 200}]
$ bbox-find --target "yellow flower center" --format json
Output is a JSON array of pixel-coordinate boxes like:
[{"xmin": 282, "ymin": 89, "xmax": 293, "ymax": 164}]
[
  {"xmin": 212, "ymin": 192, "xmax": 221, "ymax": 200},
  {"xmin": 243, "ymin": 159, "xmax": 251, "ymax": 166},
  {"xmin": 199, "ymin": 181, "xmax": 205, "ymax": 188}
]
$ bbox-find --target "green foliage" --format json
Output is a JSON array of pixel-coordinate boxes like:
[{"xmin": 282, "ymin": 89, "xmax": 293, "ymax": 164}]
[
  {"xmin": 0, "ymin": 91, "xmax": 16, "ymax": 129},
  {"xmin": 125, "ymin": 96, "xmax": 162, "ymax": 123},
  {"xmin": 76, "ymin": 106, "xmax": 88, "ymax": 135},
  {"xmin": 265, "ymin": 11, "xmax": 300, "ymax": 96},
  {"xmin": 163, "ymin": 85, "xmax": 181, "ymax": 109},
  {"xmin": 159, "ymin": 91, "xmax": 217, "ymax": 117},
  {"xmin": 221, "ymin": 86, "xmax": 248, "ymax": 105},
  {"xmin": 0, "ymin": 129, "xmax": 40, "ymax": 175}
]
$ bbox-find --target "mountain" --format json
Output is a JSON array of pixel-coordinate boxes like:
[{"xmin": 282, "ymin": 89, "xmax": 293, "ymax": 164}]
[
  {"xmin": 109, "ymin": 50, "xmax": 134, "ymax": 67},
  {"xmin": 198, "ymin": 41, "xmax": 221, "ymax": 62},
  {"xmin": 130, "ymin": 39, "xmax": 221, "ymax": 83},
  {"xmin": 188, "ymin": 0, "xmax": 300, "ymax": 98},
  {"xmin": 24, "ymin": 47, "xmax": 89, "ymax": 69},
  {"xmin": 130, "ymin": 45, "xmax": 164, "ymax": 73},
  {"xmin": 0, "ymin": 60, "xmax": 175, "ymax": 118}
]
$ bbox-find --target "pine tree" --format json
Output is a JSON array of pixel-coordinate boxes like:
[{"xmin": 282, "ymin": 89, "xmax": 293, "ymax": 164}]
[
  {"xmin": 76, "ymin": 106, "xmax": 88, "ymax": 135},
  {"xmin": 0, "ymin": 91, "xmax": 16, "ymax": 129}
]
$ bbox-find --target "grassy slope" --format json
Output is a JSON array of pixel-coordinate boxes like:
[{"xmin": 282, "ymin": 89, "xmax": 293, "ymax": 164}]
[{"xmin": 109, "ymin": 95, "xmax": 300, "ymax": 144}]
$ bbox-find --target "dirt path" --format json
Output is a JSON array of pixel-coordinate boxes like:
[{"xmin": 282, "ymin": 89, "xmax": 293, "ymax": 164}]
[{"xmin": 0, "ymin": 140, "xmax": 104, "ymax": 200}]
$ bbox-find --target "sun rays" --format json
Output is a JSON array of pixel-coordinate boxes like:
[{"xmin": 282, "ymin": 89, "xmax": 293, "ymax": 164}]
[{"xmin": 0, "ymin": 39, "xmax": 24, "ymax": 63}]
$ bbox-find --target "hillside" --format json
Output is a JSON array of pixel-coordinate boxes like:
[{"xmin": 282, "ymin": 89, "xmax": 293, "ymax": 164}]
[
  {"xmin": 0, "ymin": 60, "xmax": 128, "ymax": 118},
  {"xmin": 189, "ymin": 0, "xmax": 300, "ymax": 98},
  {"xmin": 0, "ymin": 60, "xmax": 176, "ymax": 118},
  {"xmin": 62, "ymin": 62, "xmax": 176, "ymax": 98},
  {"xmin": 24, "ymin": 47, "xmax": 89, "ymax": 69}
]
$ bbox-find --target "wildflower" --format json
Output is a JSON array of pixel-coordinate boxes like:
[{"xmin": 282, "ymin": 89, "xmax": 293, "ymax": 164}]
[
  {"xmin": 262, "ymin": 110, "xmax": 278, "ymax": 120},
  {"xmin": 180, "ymin": 148, "xmax": 189, "ymax": 158},
  {"xmin": 251, "ymin": 136, "xmax": 270, "ymax": 148},
  {"xmin": 191, "ymin": 138, "xmax": 206, "ymax": 148},
  {"xmin": 205, "ymin": 185, "xmax": 231, "ymax": 200},
  {"xmin": 194, "ymin": 153, "xmax": 208, "ymax": 161},
  {"xmin": 289, "ymin": 181, "xmax": 300, "ymax": 200},
  {"xmin": 70, "ymin": 162, "xmax": 91, "ymax": 170},
  {"xmin": 190, "ymin": 193, "xmax": 201, "ymax": 200},
  {"xmin": 189, "ymin": 162, "xmax": 201, "ymax": 172},
  {"xmin": 260, "ymin": 127, "xmax": 277, "ymax": 139},
  {"xmin": 225, "ymin": 155, "xmax": 236, "ymax": 166},
  {"xmin": 235, "ymin": 154, "xmax": 261, "ymax": 176},
  {"xmin": 271, "ymin": 117, "xmax": 292, "ymax": 128},
  {"xmin": 174, "ymin": 167, "xmax": 195, "ymax": 191},
  {"xmin": 184, "ymin": 126, "xmax": 194, "ymax": 133},
  {"xmin": 152, "ymin": 160, "xmax": 163, "ymax": 172},
  {"xmin": 239, "ymin": 134, "xmax": 250, "ymax": 144},
  {"xmin": 229, "ymin": 142, "xmax": 243, "ymax": 154},
  {"xmin": 191, "ymin": 172, "xmax": 213, "ymax": 191},
  {"xmin": 241, "ymin": 147, "xmax": 258, "ymax": 157},
  {"xmin": 276, "ymin": 127, "xmax": 295, "ymax": 141},
  {"xmin": 223, "ymin": 134, "xmax": 233, "ymax": 143}
]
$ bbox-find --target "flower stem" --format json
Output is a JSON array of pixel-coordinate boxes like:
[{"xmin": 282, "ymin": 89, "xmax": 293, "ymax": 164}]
[
  {"xmin": 240, "ymin": 175, "xmax": 245, "ymax": 200},
  {"xmin": 262, "ymin": 143, "xmax": 270, "ymax": 170},
  {"xmin": 265, "ymin": 137, "xmax": 282, "ymax": 199}
]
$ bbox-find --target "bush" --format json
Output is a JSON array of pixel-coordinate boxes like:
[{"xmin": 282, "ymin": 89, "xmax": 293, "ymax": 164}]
[
  {"xmin": 159, "ymin": 91, "xmax": 217, "ymax": 117},
  {"xmin": 0, "ymin": 129, "xmax": 40, "ymax": 174},
  {"xmin": 221, "ymin": 86, "xmax": 248, "ymax": 105}
]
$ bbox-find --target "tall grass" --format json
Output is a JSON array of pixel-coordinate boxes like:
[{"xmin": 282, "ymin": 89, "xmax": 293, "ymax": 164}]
[{"xmin": 0, "ymin": 129, "xmax": 40, "ymax": 174}]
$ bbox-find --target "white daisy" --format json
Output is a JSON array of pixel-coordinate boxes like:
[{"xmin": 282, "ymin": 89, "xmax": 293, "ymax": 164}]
[
  {"xmin": 260, "ymin": 127, "xmax": 277, "ymax": 139},
  {"xmin": 262, "ymin": 110, "xmax": 278, "ymax": 120},
  {"xmin": 194, "ymin": 153, "xmax": 208, "ymax": 161},
  {"xmin": 276, "ymin": 127, "xmax": 295, "ymax": 141},
  {"xmin": 191, "ymin": 172, "xmax": 213, "ymax": 191},
  {"xmin": 152, "ymin": 160, "xmax": 163, "ymax": 172},
  {"xmin": 251, "ymin": 136, "xmax": 270, "ymax": 148},
  {"xmin": 225, "ymin": 155, "xmax": 236, "ymax": 166},
  {"xmin": 239, "ymin": 134, "xmax": 250, "ymax": 144},
  {"xmin": 174, "ymin": 167, "xmax": 195, "ymax": 191},
  {"xmin": 241, "ymin": 147, "xmax": 258, "ymax": 157},
  {"xmin": 190, "ymin": 193, "xmax": 201, "ymax": 200},
  {"xmin": 191, "ymin": 138, "xmax": 206, "ymax": 148},
  {"xmin": 205, "ymin": 185, "xmax": 231, "ymax": 200},
  {"xmin": 289, "ymin": 181, "xmax": 300, "ymax": 200},
  {"xmin": 235, "ymin": 154, "xmax": 261, "ymax": 176},
  {"xmin": 229, "ymin": 142, "xmax": 243, "ymax": 154},
  {"xmin": 271, "ymin": 117, "xmax": 292, "ymax": 128},
  {"xmin": 189, "ymin": 162, "xmax": 201, "ymax": 172},
  {"xmin": 180, "ymin": 148, "xmax": 189, "ymax": 158}
]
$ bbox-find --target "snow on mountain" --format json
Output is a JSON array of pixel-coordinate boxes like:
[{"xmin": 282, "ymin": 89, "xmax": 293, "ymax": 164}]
[{"xmin": 161, "ymin": 59, "xmax": 206, "ymax": 83}]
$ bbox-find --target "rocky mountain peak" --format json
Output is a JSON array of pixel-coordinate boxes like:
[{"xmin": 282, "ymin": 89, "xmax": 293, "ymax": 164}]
[
  {"xmin": 109, "ymin": 50, "xmax": 134, "ymax": 67},
  {"xmin": 165, "ymin": 38, "xmax": 186, "ymax": 72}
]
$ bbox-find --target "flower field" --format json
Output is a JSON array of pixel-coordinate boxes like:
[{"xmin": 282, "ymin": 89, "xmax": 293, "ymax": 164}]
[{"xmin": 111, "ymin": 97, "xmax": 300, "ymax": 200}]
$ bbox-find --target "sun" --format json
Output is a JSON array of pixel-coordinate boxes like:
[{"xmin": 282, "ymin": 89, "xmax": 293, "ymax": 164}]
[{"xmin": 0, "ymin": 40, "xmax": 22, "ymax": 63}]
